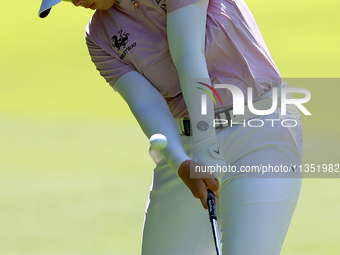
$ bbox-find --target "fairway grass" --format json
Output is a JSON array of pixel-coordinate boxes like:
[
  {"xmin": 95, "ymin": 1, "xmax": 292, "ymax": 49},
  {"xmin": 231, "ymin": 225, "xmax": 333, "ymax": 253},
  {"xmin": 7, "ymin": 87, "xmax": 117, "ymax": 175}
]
[{"xmin": 0, "ymin": 116, "xmax": 153, "ymax": 255}]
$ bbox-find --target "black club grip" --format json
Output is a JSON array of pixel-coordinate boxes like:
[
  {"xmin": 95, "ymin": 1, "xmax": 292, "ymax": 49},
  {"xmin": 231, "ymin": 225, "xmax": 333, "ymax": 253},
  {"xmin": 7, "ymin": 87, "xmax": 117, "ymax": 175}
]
[{"xmin": 207, "ymin": 189, "xmax": 217, "ymax": 221}]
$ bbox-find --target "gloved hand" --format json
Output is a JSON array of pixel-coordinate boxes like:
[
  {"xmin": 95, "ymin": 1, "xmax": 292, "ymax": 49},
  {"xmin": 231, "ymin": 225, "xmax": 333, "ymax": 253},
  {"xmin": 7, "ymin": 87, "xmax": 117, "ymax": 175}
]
[{"xmin": 192, "ymin": 136, "xmax": 226, "ymax": 180}]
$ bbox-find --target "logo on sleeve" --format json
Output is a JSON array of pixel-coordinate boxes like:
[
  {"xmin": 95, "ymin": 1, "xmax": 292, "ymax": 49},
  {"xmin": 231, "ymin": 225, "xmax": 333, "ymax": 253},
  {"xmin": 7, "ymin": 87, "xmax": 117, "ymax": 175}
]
[{"xmin": 111, "ymin": 30, "xmax": 137, "ymax": 60}]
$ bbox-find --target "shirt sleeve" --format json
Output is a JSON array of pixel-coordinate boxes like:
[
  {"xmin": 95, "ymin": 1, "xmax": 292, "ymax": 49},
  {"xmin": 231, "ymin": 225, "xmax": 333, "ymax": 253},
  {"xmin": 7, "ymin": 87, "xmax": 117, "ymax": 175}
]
[
  {"xmin": 165, "ymin": 0, "xmax": 200, "ymax": 13},
  {"xmin": 85, "ymin": 33, "xmax": 135, "ymax": 88}
]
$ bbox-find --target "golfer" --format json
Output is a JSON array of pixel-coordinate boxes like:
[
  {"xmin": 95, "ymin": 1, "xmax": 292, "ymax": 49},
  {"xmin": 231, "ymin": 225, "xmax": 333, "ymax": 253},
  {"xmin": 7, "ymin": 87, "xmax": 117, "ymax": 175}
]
[{"xmin": 38, "ymin": 0, "xmax": 303, "ymax": 254}]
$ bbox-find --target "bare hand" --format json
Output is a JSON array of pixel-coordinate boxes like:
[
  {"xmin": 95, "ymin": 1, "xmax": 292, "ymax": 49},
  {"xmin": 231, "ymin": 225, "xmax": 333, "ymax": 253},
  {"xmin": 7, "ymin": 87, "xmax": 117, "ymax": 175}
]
[{"xmin": 178, "ymin": 160, "xmax": 219, "ymax": 209}]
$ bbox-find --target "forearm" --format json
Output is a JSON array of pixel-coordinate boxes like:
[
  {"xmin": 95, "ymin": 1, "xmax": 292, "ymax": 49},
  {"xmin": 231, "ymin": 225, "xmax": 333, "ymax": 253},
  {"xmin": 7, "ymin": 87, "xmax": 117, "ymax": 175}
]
[
  {"xmin": 167, "ymin": 0, "xmax": 216, "ymax": 145},
  {"xmin": 115, "ymin": 71, "xmax": 190, "ymax": 173}
]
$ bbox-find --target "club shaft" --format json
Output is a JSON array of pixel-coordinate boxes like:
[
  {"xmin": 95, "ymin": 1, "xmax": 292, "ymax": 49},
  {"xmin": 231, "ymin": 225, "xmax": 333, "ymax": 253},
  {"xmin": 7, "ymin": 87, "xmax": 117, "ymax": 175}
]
[{"xmin": 211, "ymin": 219, "xmax": 222, "ymax": 255}]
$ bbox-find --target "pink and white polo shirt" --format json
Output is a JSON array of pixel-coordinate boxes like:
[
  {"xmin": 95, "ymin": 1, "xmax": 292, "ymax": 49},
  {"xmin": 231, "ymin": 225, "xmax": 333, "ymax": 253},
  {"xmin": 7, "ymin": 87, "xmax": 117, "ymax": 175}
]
[{"xmin": 85, "ymin": 0, "xmax": 282, "ymax": 118}]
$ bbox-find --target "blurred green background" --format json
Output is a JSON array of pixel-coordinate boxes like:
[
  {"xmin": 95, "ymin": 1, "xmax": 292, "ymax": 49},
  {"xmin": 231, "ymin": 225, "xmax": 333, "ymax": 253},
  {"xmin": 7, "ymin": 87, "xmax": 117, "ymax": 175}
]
[{"xmin": 0, "ymin": 0, "xmax": 339, "ymax": 254}]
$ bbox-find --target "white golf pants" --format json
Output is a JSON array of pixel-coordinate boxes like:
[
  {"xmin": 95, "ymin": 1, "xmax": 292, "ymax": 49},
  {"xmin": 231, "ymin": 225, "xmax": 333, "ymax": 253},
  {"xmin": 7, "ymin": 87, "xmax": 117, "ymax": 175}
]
[{"xmin": 142, "ymin": 105, "xmax": 303, "ymax": 255}]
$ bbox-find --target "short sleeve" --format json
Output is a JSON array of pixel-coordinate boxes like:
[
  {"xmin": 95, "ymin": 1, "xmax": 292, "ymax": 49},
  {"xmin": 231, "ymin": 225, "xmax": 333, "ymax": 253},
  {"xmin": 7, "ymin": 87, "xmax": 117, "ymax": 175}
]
[
  {"xmin": 86, "ymin": 33, "xmax": 135, "ymax": 88},
  {"xmin": 165, "ymin": 0, "xmax": 200, "ymax": 13}
]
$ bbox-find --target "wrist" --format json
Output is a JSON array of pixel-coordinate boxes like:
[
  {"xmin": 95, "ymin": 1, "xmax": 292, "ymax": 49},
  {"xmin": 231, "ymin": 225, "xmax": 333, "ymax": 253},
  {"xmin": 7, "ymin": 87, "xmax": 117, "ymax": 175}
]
[
  {"xmin": 178, "ymin": 159, "xmax": 191, "ymax": 178},
  {"xmin": 161, "ymin": 148, "xmax": 191, "ymax": 175}
]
